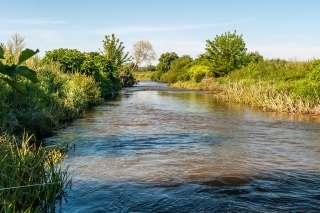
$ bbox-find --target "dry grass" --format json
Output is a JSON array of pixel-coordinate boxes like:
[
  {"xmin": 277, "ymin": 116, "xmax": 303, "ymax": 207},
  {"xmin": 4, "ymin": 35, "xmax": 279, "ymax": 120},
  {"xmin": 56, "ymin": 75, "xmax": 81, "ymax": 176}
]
[{"xmin": 214, "ymin": 80, "xmax": 320, "ymax": 115}]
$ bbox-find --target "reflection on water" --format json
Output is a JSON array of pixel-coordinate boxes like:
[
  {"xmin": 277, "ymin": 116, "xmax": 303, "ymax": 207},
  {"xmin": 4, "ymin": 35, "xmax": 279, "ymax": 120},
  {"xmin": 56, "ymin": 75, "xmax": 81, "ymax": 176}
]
[{"xmin": 45, "ymin": 81, "xmax": 320, "ymax": 212}]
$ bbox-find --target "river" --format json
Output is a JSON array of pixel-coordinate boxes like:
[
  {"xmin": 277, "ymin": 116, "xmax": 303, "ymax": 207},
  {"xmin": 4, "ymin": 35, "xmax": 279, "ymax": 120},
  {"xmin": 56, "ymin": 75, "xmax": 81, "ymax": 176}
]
[{"xmin": 45, "ymin": 81, "xmax": 320, "ymax": 212}]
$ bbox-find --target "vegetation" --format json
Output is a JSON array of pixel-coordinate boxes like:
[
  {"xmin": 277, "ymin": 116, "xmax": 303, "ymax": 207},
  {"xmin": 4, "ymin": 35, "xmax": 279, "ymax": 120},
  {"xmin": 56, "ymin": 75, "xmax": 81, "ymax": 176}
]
[
  {"xmin": 151, "ymin": 31, "xmax": 320, "ymax": 115},
  {"xmin": 0, "ymin": 134, "xmax": 69, "ymax": 213},
  {"xmin": 0, "ymin": 33, "xmax": 131, "ymax": 212},
  {"xmin": 204, "ymin": 30, "xmax": 247, "ymax": 77},
  {"xmin": 102, "ymin": 34, "xmax": 132, "ymax": 67}
]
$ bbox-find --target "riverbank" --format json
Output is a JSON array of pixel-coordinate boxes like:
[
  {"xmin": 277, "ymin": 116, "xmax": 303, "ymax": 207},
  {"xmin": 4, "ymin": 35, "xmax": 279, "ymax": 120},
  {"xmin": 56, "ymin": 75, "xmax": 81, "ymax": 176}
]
[{"xmin": 135, "ymin": 59, "xmax": 320, "ymax": 116}]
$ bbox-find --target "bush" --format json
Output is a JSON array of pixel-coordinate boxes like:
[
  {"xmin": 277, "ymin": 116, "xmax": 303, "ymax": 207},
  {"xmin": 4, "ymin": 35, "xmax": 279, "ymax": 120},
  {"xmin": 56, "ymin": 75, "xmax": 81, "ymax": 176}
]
[
  {"xmin": 160, "ymin": 55, "xmax": 192, "ymax": 83},
  {"xmin": 188, "ymin": 65, "xmax": 211, "ymax": 82}
]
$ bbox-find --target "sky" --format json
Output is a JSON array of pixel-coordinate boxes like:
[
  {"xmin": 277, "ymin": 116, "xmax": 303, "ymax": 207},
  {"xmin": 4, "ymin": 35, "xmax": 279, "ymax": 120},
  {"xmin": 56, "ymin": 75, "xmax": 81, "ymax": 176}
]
[{"xmin": 1, "ymin": 0, "xmax": 320, "ymax": 64}]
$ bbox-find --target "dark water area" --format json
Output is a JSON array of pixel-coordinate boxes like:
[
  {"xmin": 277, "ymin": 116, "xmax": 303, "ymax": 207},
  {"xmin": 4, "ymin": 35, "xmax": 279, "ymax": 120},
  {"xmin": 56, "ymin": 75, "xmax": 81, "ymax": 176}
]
[{"xmin": 45, "ymin": 81, "xmax": 320, "ymax": 212}]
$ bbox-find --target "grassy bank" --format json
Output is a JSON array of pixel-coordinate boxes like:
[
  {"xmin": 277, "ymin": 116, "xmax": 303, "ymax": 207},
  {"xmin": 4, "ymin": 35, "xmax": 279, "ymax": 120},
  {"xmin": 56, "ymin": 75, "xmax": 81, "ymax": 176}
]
[
  {"xmin": 0, "ymin": 62, "xmax": 101, "ymax": 212},
  {"xmin": 0, "ymin": 54, "xmax": 120, "ymax": 211},
  {"xmin": 168, "ymin": 59, "xmax": 320, "ymax": 115},
  {"xmin": 132, "ymin": 71, "xmax": 153, "ymax": 81}
]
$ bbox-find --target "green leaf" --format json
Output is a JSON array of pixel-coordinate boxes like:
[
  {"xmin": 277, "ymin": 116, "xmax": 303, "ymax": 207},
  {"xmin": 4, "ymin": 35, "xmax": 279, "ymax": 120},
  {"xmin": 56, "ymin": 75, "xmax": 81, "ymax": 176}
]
[
  {"xmin": 18, "ymin": 48, "xmax": 39, "ymax": 65},
  {"xmin": 5, "ymin": 65, "xmax": 16, "ymax": 79},
  {"xmin": 0, "ymin": 62, "xmax": 8, "ymax": 75},
  {"xmin": 16, "ymin": 66, "xmax": 38, "ymax": 83},
  {"xmin": 0, "ymin": 46, "xmax": 4, "ymax": 59},
  {"xmin": 1, "ymin": 77, "xmax": 28, "ymax": 96}
]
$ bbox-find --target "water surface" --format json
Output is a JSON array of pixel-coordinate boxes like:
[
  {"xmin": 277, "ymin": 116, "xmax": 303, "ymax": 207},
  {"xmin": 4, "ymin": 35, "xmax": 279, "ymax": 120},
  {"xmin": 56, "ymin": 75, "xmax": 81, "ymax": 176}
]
[{"xmin": 46, "ymin": 81, "xmax": 320, "ymax": 212}]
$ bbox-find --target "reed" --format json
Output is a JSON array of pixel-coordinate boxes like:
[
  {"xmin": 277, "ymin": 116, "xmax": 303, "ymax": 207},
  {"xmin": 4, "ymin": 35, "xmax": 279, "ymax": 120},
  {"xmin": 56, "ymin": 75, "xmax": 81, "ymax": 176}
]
[
  {"xmin": 0, "ymin": 133, "xmax": 69, "ymax": 213},
  {"xmin": 214, "ymin": 80, "xmax": 320, "ymax": 115}
]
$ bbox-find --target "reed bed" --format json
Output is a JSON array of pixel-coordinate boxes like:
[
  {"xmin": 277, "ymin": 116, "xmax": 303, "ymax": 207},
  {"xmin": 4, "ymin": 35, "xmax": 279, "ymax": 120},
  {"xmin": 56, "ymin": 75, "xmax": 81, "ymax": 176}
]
[
  {"xmin": 0, "ymin": 133, "xmax": 69, "ymax": 213},
  {"xmin": 214, "ymin": 81, "xmax": 320, "ymax": 115}
]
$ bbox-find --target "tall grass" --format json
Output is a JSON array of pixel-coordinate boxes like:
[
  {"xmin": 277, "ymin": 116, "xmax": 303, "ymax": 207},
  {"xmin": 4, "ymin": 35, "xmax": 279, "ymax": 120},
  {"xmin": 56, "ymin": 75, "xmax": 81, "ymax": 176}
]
[
  {"xmin": 0, "ymin": 133, "xmax": 69, "ymax": 213},
  {"xmin": 0, "ymin": 62, "xmax": 101, "ymax": 138},
  {"xmin": 214, "ymin": 80, "xmax": 320, "ymax": 115}
]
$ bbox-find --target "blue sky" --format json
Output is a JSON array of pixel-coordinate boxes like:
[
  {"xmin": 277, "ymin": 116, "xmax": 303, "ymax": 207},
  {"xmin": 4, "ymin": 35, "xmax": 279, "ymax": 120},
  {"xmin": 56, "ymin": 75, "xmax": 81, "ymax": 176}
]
[{"xmin": 1, "ymin": 0, "xmax": 320, "ymax": 63}]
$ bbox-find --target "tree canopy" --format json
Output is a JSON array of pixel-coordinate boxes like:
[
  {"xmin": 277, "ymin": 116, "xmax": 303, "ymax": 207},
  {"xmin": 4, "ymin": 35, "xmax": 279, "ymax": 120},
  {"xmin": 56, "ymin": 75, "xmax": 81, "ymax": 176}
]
[
  {"xmin": 102, "ymin": 34, "xmax": 132, "ymax": 67},
  {"xmin": 205, "ymin": 30, "xmax": 247, "ymax": 77}
]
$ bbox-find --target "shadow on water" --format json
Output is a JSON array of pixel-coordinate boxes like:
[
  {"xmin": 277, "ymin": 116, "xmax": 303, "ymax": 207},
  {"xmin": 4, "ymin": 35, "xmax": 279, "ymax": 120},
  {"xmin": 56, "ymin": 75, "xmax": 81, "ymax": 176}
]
[{"xmin": 45, "ymin": 81, "xmax": 320, "ymax": 212}]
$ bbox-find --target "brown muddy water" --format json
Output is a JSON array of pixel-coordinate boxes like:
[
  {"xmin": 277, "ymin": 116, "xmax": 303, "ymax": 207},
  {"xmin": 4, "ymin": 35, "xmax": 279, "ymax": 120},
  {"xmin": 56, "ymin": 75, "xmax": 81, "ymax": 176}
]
[{"xmin": 45, "ymin": 81, "xmax": 320, "ymax": 212}]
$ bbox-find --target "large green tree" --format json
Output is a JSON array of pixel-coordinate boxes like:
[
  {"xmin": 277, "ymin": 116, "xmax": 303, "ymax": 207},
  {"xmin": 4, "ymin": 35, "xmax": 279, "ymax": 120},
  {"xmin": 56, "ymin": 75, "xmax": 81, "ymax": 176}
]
[
  {"xmin": 102, "ymin": 34, "xmax": 132, "ymax": 67},
  {"xmin": 205, "ymin": 30, "xmax": 247, "ymax": 77}
]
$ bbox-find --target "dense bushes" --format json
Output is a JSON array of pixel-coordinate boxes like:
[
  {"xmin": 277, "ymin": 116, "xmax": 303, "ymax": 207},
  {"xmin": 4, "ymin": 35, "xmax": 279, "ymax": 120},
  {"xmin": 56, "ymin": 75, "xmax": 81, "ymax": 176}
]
[
  {"xmin": 43, "ymin": 49, "xmax": 122, "ymax": 97},
  {"xmin": 0, "ymin": 63, "xmax": 101, "ymax": 138}
]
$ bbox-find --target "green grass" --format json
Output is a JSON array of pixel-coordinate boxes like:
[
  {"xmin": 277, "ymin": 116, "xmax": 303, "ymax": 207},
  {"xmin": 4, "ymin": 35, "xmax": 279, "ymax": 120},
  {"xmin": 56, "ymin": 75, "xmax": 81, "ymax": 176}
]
[
  {"xmin": 0, "ymin": 133, "xmax": 69, "ymax": 213},
  {"xmin": 167, "ymin": 59, "xmax": 320, "ymax": 115},
  {"xmin": 132, "ymin": 71, "xmax": 154, "ymax": 81}
]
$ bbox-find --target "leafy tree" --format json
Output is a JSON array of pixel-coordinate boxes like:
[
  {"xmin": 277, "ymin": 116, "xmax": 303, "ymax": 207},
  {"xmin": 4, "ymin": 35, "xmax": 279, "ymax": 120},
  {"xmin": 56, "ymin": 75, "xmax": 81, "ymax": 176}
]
[
  {"xmin": 102, "ymin": 34, "xmax": 132, "ymax": 67},
  {"xmin": 158, "ymin": 52, "xmax": 179, "ymax": 70},
  {"xmin": 205, "ymin": 30, "xmax": 247, "ymax": 77},
  {"xmin": 132, "ymin": 40, "xmax": 156, "ymax": 69},
  {"xmin": 0, "ymin": 46, "xmax": 38, "ymax": 96},
  {"xmin": 245, "ymin": 51, "xmax": 263, "ymax": 64}
]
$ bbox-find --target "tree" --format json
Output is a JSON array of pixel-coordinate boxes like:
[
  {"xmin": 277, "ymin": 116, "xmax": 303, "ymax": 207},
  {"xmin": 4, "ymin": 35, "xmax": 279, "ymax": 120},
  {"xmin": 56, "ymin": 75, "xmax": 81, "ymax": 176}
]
[
  {"xmin": 5, "ymin": 33, "xmax": 26, "ymax": 64},
  {"xmin": 205, "ymin": 30, "xmax": 247, "ymax": 77},
  {"xmin": 158, "ymin": 52, "xmax": 179, "ymax": 70},
  {"xmin": 102, "ymin": 34, "xmax": 132, "ymax": 67},
  {"xmin": 132, "ymin": 40, "xmax": 156, "ymax": 70}
]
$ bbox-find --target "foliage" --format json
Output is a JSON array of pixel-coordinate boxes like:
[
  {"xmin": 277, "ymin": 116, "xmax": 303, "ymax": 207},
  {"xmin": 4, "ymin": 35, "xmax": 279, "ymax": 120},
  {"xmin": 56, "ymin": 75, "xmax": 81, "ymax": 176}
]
[
  {"xmin": 160, "ymin": 55, "xmax": 193, "ymax": 83},
  {"xmin": 0, "ymin": 63, "xmax": 101, "ymax": 138},
  {"xmin": 0, "ymin": 134, "xmax": 69, "ymax": 213},
  {"xmin": 177, "ymin": 57, "xmax": 212, "ymax": 82},
  {"xmin": 102, "ymin": 34, "xmax": 132, "ymax": 67},
  {"xmin": 81, "ymin": 52, "xmax": 121, "ymax": 96},
  {"xmin": 188, "ymin": 65, "xmax": 211, "ymax": 82},
  {"xmin": 243, "ymin": 51, "xmax": 264, "ymax": 65},
  {"xmin": 158, "ymin": 52, "xmax": 179, "ymax": 69},
  {"xmin": 308, "ymin": 59, "xmax": 320, "ymax": 81},
  {"xmin": 43, "ymin": 49, "xmax": 121, "ymax": 96},
  {"xmin": 205, "ymin": 30, "xmax": 247, "ymax": 77},
  {"xmin": 151, "ymin": 52, "xmax": 179, "ymax": 81},
  {"xmin": 132, "ymin": 40, "xmax": 156, "ymax": 69},
  {"xmin": 0, "ymin": 45, "xmax": 38, "ymax": 96},
  {"xmin": 119, "ymin": 65, "xmax": 137, "ymax": 87},
  {"xmin": 42, "ymin": 48, "xmax": 84, "ymax": 73}
]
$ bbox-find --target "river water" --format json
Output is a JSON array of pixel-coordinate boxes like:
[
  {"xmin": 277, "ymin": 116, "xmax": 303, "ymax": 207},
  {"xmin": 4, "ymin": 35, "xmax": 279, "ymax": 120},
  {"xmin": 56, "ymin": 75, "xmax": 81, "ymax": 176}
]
[{"xmin": 45, "ymin": 81, "xmax": 320, "ymax": 212}]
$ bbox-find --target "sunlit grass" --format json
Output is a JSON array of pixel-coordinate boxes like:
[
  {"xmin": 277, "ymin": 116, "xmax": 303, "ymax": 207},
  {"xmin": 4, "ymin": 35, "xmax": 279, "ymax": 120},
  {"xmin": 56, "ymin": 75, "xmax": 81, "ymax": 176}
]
[
  {"xmin": 132, "ymin": 71, "xmax": 154, "ymax": 81},
  {"xmin": 0, "ymin": 133, "xmax": 69, "ymax": 213}
]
